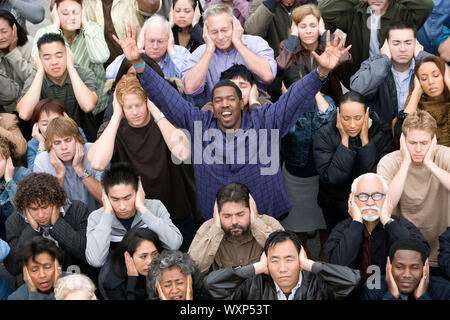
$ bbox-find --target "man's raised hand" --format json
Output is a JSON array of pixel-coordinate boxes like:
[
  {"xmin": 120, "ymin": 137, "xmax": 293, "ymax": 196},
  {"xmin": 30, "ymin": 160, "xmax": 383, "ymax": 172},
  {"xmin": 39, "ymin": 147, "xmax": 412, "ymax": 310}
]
[
  {"xmin": 112, "ymin": 23, "xmax": 145, "ymax": 64},
  {"xmin": 311, "ymin": 30, "xmax": 352, "ymax": 75}
]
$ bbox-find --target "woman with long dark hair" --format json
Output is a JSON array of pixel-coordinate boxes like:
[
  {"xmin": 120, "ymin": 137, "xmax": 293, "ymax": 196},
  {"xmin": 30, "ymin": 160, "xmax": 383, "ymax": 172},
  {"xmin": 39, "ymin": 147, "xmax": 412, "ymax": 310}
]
[
  {"xmin": 0, "ymin": 9, "xmax": 33, "ymax": 108},
  {"xmin": 98, "ymin": 228, "xmax": 163, "ymax": 300},
  {"xmin": 169, "ymin": 0, "xmax": 204, "ymax": 53}
]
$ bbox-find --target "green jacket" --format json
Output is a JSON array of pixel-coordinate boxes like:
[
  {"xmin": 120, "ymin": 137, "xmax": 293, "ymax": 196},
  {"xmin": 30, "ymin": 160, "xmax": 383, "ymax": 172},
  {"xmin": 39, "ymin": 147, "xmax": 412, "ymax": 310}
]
[
  {"xmin": 319, "ymin": 0, "xmax": 434, "ymax": 88},
  {"xmin": 245, "ymin": 0, "xmax": 302, "ymax": 56}
]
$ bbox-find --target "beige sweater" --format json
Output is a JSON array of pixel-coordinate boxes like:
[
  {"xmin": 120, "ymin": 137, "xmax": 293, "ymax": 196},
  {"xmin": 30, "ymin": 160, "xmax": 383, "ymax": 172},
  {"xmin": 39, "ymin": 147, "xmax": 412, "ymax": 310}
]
[
  {"xmin": 377, "ymin": 145, "xmax": 450, "ymax": 267},
  {"xmin": 188, "ymin": 214, "xmax": 284, "ymax": 276}
]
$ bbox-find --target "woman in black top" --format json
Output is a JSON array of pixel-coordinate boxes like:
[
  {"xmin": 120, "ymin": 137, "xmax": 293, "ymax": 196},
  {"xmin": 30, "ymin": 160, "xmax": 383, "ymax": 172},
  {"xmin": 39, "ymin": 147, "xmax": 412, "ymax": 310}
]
[
  {"xmin": 169, "ymin": 0, "xmax": 204, "ymax": 53},
  {"xmin": 98, "ymin": 228, "xmax": 163, "ymax": 300}
]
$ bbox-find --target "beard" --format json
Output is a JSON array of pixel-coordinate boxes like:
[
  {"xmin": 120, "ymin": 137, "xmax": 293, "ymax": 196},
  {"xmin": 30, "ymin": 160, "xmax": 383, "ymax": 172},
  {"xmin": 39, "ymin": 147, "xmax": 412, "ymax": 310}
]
[
  {"xmin": 223, "ymin": 223, "xmax": 250, "ymax": 238},
  {"xmin": 361, "ymin": 206, "xmax": 381, "ymax": 222}
]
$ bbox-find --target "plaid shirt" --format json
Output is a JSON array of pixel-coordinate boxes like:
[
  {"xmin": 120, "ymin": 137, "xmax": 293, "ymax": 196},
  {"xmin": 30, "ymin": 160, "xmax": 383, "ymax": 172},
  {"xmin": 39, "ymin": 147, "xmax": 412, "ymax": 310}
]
[{"xmin": 138, "ymin": 66, "xmax": 325, "ymax": 219}]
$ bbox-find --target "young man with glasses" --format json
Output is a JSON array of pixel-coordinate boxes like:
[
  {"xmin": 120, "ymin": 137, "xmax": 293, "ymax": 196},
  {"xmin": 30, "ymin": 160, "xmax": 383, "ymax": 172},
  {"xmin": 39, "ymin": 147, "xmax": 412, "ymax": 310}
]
[{"xmin": 323, "ymin": 173, "xmax": 428, "ymax": 283}]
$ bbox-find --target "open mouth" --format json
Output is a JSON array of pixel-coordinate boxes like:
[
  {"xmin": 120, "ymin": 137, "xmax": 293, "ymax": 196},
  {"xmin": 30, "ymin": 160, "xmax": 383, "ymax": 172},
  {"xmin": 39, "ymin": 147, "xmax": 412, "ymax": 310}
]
[
  {"xmin": 170, "ymin": 295, "xmax": 183, "ymax": 300},
  {"xmin": 40, "ymin": 281, "xmax": 50, "ymax": 289},
  {"xmin": 221, "ymin": 111, "xmax": 232, "ymax": 121}
]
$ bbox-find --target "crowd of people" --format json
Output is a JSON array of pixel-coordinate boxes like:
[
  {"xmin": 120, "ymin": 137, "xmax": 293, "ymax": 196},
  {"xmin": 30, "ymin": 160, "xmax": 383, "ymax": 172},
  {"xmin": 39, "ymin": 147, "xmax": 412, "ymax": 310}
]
[{"xmin": 0, "ymin": 0, "xmax": 449, "ymax": 302}]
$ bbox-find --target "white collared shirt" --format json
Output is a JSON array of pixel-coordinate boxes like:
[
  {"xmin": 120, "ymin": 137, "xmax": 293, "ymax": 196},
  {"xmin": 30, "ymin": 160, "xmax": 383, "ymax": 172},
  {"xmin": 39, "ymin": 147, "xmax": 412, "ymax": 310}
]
[{"xmin": 274, "ymin": 271, "xmax": 303, "ymax": 300}]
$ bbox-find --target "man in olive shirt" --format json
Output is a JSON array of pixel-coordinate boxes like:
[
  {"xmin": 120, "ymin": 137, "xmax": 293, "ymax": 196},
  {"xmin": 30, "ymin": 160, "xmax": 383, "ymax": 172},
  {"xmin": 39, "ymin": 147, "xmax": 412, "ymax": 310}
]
[
  {"xmin": 16, "ymin": 33, "xmax": 98, "ymax": 142},
  {"xmin": 188, "ymin": 183, "xmax": 284, "ymax": 276}
]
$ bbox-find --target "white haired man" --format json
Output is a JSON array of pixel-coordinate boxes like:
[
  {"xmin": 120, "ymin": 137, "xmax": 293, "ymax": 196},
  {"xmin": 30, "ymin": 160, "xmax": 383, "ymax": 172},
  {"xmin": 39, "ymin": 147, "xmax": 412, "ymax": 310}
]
[
  {"xmin": 106, "ymin": 14, "xmax": 191, "ymax": 79},
  {"xmin": 323, "ymin": 173, "xmax": 429, "ymax": 283}
]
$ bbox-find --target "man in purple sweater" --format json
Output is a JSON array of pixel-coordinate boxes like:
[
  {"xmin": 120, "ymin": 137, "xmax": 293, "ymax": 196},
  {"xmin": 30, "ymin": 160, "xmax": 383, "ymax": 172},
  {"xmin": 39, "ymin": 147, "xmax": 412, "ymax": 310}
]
[{"xmin": 113, "ymin": 24, "xmax": 350, "ymax": 221}]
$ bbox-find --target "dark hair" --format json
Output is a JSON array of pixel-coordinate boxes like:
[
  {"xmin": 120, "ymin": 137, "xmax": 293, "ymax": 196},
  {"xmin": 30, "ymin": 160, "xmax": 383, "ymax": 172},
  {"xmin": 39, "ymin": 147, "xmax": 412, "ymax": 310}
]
[
  {"xmin": 114, "ymin": 54, "xmax": 164, "ymax": 87},
  {"xmin": 16, "ymin": 236, "xmax": 64, "ymax": 270},
  {"xmin": 338, "ymin": 91, "xmax": 367, "ymax": 109},
  {"xmin": 14, "ymin": 173, "xmax": 67, "ymax": 213},
  {"xmin": 220, "ymin": 64, "xmax": 257, "ymax": 86},
  {"xmin": 389, "ymin": 238, "xmax": 429, "ymax": 265},
  {"xmin": 0, "ymin": 10, "xmax": 28, "ymax": 47},
  {"xmin": 173, "ymin": 0, "xmax": 198, "ymax": 9},
  {"xmin": 111, "ymin": 228, "xmax": 163, "ymax": 278},
  {"xmin": 211, "ymin": 79, "xmax": 242, "ymax": 101},
  {"xmin": 101, "ymin": 162, "xmax": 139, "ymax": 194},
  {"xmin": 31, "ymin": 98, "xmax": 68, "ymax": 127},
  {"xmin": 282, "ymin": 64, "xmax": 309, "ymax": 90},
  {"xmin": 216, "ymin": 183, "xmax": 250, "ymax": 212},
  {"xmin": 37, "ymin": 33, "xmax": 66, "ymax": 51},
  {"xmin": 414, "ymin": 55, "xmax": 450, "ymax": 100},
  {"xmin": 54, "ymin": 0, "xmax": 82, "ymax": 7},
  {"xmin": 385, "ymin": 21, "xmax": 417, "ymax": 40},
  {"xmin": 264, "ymin": 230, "xmax": 302, "ymax": 255}
]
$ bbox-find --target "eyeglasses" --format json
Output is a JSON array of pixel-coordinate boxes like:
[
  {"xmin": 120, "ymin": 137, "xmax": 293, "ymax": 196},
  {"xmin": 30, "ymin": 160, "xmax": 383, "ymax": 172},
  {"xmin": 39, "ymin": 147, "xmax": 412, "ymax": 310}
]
[{"xmin": 354, "ymin": 192, "xmax": 385, "ymax": 202}]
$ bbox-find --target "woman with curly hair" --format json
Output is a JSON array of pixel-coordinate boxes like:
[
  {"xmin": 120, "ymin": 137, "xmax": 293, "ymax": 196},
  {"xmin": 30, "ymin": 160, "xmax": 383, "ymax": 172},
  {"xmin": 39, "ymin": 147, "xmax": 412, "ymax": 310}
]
[
  {"xmin": 3, "ymin": 172, "xmax": 92, "ymax": 278},
  {"xmin": 146, "ymin": 250, "xmax": 206, "ymax": 300}
]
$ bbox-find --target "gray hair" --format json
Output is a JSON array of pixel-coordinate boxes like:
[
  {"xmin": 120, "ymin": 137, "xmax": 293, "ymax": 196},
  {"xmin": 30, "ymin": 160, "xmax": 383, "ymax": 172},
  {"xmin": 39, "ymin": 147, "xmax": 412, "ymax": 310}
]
[
  {"xmin": 203, "ymin": 3, "xmax": 233, "ymax": 27},
  {"xmin": 351, "ymin": 173, "xmax": 389, "ymax": 194},
  {"xmin": 139, "ymin": 14, "xmax": 171, "ymax": 40},
  {"xmin": 54, "ymin": 274, "xmax": 96, "ymax": 300},
  {"xmin": 146, "ymin": 250, "xmax": 201, "ymax": 300}
]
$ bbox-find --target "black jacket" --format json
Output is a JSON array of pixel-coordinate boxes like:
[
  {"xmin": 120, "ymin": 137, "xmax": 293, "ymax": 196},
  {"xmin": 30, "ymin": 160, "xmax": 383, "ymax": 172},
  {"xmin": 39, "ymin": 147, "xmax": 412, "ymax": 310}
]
[
  {"xmin": 361, "ymin": 275, "xmax": 450, "ymax": 300},
  {"xmin": 323, "ymin": 215, "xmax": 429, "ymax": 275},
  {"xmin": 98, "ymin": 259, "xmax": 147, "ymax": 300},
  {"xmin": 438, "ymin": 227, "xmax": 450, "ymax": 280},
  {"xmin": 349, "ymin": 52, "xmax": 432, "ymax": 126},
  {"xmin": 4, "ymin": 200, "xmax": 90, "ymax": 277},
  {"xmin": 203, "ymin": 262, "xmax": 361, "ymax": 300},
  {"xmin": 313, "ymin": 112, "xmax": 395, "ymax": 228}
]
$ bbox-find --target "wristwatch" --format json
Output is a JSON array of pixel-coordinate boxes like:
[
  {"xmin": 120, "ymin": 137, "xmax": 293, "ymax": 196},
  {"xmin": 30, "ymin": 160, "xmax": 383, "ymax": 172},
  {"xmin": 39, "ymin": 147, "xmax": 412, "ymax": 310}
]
[
  {"xmin": 154, "ymin": 112, "xmax": 165, "ymax": 124},
  {"xmin": 384, "ymin": 218, "xmax": 395, "ymax": 228},
  {"xmin": 316, "ymin": 68, "xmax": 328, "ymax": 81},
  {"xmin": 78, "ymin": 169, "xmax": 91, "ymax": 181},
  {"xmin": 397, "ymin": 110, "xmax": 408, "ymax": 120}
]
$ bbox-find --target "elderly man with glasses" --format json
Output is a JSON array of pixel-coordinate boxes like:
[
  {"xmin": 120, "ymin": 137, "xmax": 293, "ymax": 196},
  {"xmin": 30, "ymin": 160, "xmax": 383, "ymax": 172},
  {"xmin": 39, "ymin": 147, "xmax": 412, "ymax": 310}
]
[{"xmin": 322, "ymin": 173, "xmax": 429, "ymax": 284}]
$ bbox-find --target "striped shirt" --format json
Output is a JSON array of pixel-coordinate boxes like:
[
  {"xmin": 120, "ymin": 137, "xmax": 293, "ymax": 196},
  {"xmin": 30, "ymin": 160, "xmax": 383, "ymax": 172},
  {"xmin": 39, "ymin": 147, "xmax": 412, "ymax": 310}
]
[
  {"xmin": 138, "ymin": 64, "xmax": 325, "ymax": 220},
  {"xmin": 32, "ymin": 22, "xmax": 109, "ymax": 115}
]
